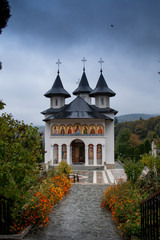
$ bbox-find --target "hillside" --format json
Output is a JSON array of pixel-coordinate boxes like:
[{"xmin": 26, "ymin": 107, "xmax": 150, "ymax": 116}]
[{"xmin": 117, "ymin": 113, "xmax": 159, "ymax": 123}]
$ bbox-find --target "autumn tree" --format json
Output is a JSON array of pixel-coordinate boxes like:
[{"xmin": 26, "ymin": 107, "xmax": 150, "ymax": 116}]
[{"xmin": 129, "ymin": 133, "xmax": 141, "ymax": 148}]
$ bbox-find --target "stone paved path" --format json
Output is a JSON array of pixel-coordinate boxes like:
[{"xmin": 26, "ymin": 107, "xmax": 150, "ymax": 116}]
[{"xmin": 24, "ymin": 184, "xmax": 123, "ymax": 240}]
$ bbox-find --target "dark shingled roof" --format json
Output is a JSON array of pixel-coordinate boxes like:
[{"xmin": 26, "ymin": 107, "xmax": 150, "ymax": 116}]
[
  {"xmin": 90, "ymin": 71, "xmax": 116, "ymax": 97},
  {"xmin": 73, "ymin": 69, "xmax": 92, "ymax": 95},
  {"xmin": 43, "ymin": 96, "xmax": 113, "ymax": 121},
  {"xmin": 44, "ymin": 72, "xmax": 71, "ymax": 98}
]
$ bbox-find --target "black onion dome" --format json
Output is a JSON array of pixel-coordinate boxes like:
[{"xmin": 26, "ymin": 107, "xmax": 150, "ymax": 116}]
[
  {"xmin": 73, "ymin": 69, "xmax": 92, "ymax": 95},
  {"xmin": 90, "ymin": 72, "xmax": 116, "ymax": 97},
  {"xmin": 44, "ymin": 72, "xmax": 71, "ymax": 98}
]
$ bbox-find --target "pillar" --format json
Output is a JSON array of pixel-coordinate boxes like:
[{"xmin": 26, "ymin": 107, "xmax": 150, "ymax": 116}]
[
  {"xmin": 102, "ymin": 145, "xmax": 105, "ymax": 165},
  {"xmin": 94, "ymin": 145, "xmax": 97, "ymax": 166},
  {"xmin": 58, "ymin": 145, "xmax": 62, "ymax": 163},
  {"xmin": 67, "ymin": 145, "xmax": 70, "ymax": 165},
  {"xmin": 85, "ymin": 145, "xmax": 89, "ymax": 166},
  {"xmin": 50, "ymin": 144, "xmax": 53, "ymax": 166}
]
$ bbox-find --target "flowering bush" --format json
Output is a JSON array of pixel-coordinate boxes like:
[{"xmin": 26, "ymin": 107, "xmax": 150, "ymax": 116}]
[
  {"xmin": 12, "ymin": 173, "xmax": 72, "ymax": 233},
  {"xmin": 101, "ymin": 180, "xmax": 142, "ymax": 239}
]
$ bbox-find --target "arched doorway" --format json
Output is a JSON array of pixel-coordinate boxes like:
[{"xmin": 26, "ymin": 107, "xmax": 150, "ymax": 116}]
[{"xmin": 71, "ymin": 139, "xmax": 85, "ymax": 164}]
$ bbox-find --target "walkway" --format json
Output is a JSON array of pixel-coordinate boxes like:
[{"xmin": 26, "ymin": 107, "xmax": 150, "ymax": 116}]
[
  {"xmin": 24, "ymin": 162, "xmax": 125, "ymax": 240},
  {"xmin": 25, "ymin": 185, "xmax": 123, "ymax": 240}
]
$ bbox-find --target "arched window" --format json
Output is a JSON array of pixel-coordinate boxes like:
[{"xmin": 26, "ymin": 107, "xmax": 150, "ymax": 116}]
[
  {"xmin": 97, "ymin": 144, "xmax": 102, "ymax": 160},
  {"xmin": 101, "ymin": 98, "xmax": 104, "ymax": 105},
  {"xmin": 62, "ymin": 144, "xmax": 67, "ymax": 161},
  {"xmin": 53, "ymin": 144, "xmax": 58, "ymax": 164},
  {"xmin": 88, "ymin": 144, "xmax": 94, "ymax": 165},
  {"xmin": 55, "ymin": 99, "xmax": 58, "ymax": 106},
  {"xmin": 88, "ymin": 144, "xmax": 94, "ymax": 160}
]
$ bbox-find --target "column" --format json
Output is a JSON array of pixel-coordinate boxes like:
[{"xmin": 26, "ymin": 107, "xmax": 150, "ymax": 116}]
[
  {"xmin": 102, "ymin": 145, "xmax": 105, "ymax": 165},
  {"xmin": 70, "ymin": 146, "xmax": 72, "ymax": 165},
  {"xmin": 85, "ymin": 145, "xmax": 89, "ymax": 166},
  {"xmin": 58, "ymin": 145, "xmax": 62, "ymax": 163},
  {"xmin": 67, "ymin": 145, "xmax": 70, "ymax": 165},
  {"xmin": 50, "ymin": 145, "xmax": 53, "ymax": 166},
  {"xmin": 94, "ymin": 145, "xmax": 97, "ymax": 166}
]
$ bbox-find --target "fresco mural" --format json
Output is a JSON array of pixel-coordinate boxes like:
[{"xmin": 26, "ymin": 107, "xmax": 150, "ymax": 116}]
[
  {"xmin": 52, "ymin": 125, "xmax": 58, "ymax": 134},
  {"xmin": 82, "ymin": 125, "xmax": 88, "ymax": 134},
  {"xmin": 51, "ymin": 124, "xmax": 104, "ymax": 135},
  {"xmin": 59, "ymin": 125, "xmax": 66, "ymax": 134},
  {"xmin": 89, "ymin": 125, "xmax": 96, "ymax": 134},
  {"xmin": 97, "ymin": 125, "xmax": 103, "ymax": 134},
  {"xmin": 67, "ymin": 125, "xmax": 73, "ymax": 134},
  {"xmin": 74, "ymin": 124, "xmax": 81, "ymax": 134}
]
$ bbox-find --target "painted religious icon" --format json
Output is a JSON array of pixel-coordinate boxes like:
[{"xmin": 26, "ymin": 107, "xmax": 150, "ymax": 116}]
[
  {"xmin": 67, "ymin": 126, "xmax": 73, "ymax": 134},
  {"xmin": 52, "ymin": 125, "xmax": 58, "ymax": 135},
  {"xmin": 89, "ymin": 126, "xmax": 95, "ymax": 134},
  {"xmin": 88, "ymin": 144, "xmax": 93, "ymax": 159},
  {"xmin": 74, "ymin": 124, "xmax": 81, "ymax": 134},
  {"xmin": 60, "ymin": 125, "xmax": 66, "ymax": 134},
  {"xmin": 82, "ymin": 125, "xmax": 88, "ymax": 134},
  {"xmin": 97, "ymin": 144, "xmax": 102, "ymax": 160},
  {"xmin": 62, "ymin": 144, "xmax": 67, "ymax": 159},
  {"xmin": 97, "ymin": 125, "xmax": 103, "ymax": 134}
]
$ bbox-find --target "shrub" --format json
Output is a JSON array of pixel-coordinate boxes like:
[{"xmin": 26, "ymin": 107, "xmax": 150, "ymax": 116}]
[
  {"xmin": 124, "ymin": 160, "xmax": 144, "ymax": 184},
  {"xmin": 141, "ymin": 153, "xmax": 160, "ymax": 174},
  {"xmin": 56, "ymin": 161, "xmax": 73, "ymax": 176},
  {"xmin": 0, "ymin": 113, "xmax": 43, "ymax": 226},
  {"xmin": 12, "ymin": 173, "xmax": 72, "ymax": 233},
  {"xmin": 101, "ymin": 181, "xmax": 142, "ymax": 238}
]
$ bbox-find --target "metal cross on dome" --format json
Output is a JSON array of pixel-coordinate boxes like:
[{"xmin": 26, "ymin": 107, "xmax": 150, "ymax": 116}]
[
  {"xmin": 56, "ymin": 59, "xmax": 62, "ymax": 72},
  {"xmin": 81, "ymin": 57, "xmax": 87, "ymax": 69},
  {"xmin": 98, "ymin": 58, "xmax": 104, "ymax": 71}
]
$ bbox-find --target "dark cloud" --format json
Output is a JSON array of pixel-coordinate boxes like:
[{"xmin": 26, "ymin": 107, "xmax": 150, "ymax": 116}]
[
  {"xmin": 8, "ymin": 0, "xmax": 160, "ymax": 54},
  {"xmin": 1, "ymin": 0, "xmax": 160, "ymax": 124}
]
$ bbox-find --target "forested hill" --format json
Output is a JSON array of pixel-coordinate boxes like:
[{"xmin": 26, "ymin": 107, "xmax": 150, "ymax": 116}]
[
  {"xmin": 117, "ymin": 114, "xmax": 159, "ymax": 123},
  {"xmin": 115, "ymin": 115, "xmax": 160, "ymax": 140}
]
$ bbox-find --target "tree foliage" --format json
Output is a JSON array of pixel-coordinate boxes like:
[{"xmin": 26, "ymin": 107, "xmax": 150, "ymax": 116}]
[
  {"xmin": 0, "ymin": 0, "xmax": 11, "ymax": 34},
  {"xmin": 0, "ymin": 100, "xmax": 6, "ymax": 109},
  {"xmin": 115, "ymin": 116, "xmax": 160, "ymax": 161},
  {"xmin": 0, "ymin": 112, "xmax": 43, "ymax": 216}
]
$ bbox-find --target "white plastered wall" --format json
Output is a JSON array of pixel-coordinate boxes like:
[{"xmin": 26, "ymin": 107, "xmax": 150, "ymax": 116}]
[
  {"xmin": 104, "ymin": 115, "xmax": 115, "ymax": 167},
  {"xmin": 44, "ymin": 119, "xmax": 107, "ymax": 166}
]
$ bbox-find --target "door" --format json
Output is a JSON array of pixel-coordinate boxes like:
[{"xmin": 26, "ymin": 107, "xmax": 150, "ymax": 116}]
[{"xmin": 71, "ymin": 140, "xmax": 85, "ymax": 164}]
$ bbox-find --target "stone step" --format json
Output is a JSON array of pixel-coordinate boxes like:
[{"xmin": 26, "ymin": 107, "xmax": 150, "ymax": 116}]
[{"xmin": 72, "ymin": 164, "xmax": 104, "ymax": 171}]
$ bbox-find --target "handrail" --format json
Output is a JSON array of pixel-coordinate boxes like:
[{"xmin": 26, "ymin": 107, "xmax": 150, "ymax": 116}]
[
  {"xmin": 141, "ymin": 190, "xmax": 160, "ymax": 240},
  {"xmin": 140, "ymin": 190, "xmax": 160, "ymax": 205}
]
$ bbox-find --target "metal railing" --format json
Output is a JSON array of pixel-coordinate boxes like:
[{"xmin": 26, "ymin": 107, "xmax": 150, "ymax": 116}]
[
  {"xmin": 141, "ymin": 190, "xmax": 160, "ymax": 240},
  {"xmin": 0, "ymin": 196, "xmax": 14, "ymax": 235},
  {"xmin": 69, "ymin": 174, "xmax": 79, "ymax": 183}
]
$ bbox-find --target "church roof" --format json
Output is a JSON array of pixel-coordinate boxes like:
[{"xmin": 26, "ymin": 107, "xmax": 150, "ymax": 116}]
[
  {"xmin": 90, "ymin": 71, "xmax": 116, "ymax": 97},
  {"xmin": 43, "ymin": 96, "xmax": 113, "ymax": 121},
  {"xmin": 73, "ymin": 68, "xmax": 93, "ymax": 95},
  {"xmin": 44, "ymin": 72, "xmax": 71, "ymax": 98}
]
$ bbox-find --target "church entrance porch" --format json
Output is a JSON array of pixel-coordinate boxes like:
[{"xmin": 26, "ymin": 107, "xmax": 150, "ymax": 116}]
[{"xmin": 71, "ymin": 139, "xmax": 85, "ymax": 164}]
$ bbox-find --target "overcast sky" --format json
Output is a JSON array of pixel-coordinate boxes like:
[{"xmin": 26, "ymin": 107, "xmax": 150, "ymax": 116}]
[{"xmin": 1, "ymin": 0, "xmax": 160, "ymax": 125}]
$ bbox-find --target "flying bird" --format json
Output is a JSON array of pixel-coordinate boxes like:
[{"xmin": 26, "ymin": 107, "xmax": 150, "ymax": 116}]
[{"xmin": 110, "ymin": 24, "xmax": 114, "ymax": 27}]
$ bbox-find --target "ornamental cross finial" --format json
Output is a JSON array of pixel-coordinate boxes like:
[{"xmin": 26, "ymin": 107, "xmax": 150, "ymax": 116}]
[
  {"xmin": 98, "ymin": 58, "xmax": 104, "ymax": 71},
  {"xmin": 81, "ymin": 57, "xmax": 87, "ymax": 70},
  {"xmin": 56, "ymin": 59, "xmax": 62, "ymax": 72}
]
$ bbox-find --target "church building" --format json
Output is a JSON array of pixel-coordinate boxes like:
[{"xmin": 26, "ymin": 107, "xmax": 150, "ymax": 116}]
[{"xmin": 41, "ymin": 59, "xmax": 117, "ymax": 169}]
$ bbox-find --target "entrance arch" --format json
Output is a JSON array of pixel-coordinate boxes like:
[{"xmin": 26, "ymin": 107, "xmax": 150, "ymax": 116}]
[{"xmin": 71, "ymin": 139, "xmax": 85, "ymax": 164}]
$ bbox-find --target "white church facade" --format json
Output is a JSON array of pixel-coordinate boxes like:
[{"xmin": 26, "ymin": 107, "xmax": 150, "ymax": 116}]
[{"xmin": 41, "ymin": 59, "xmax": 117, "ymax": 169}]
